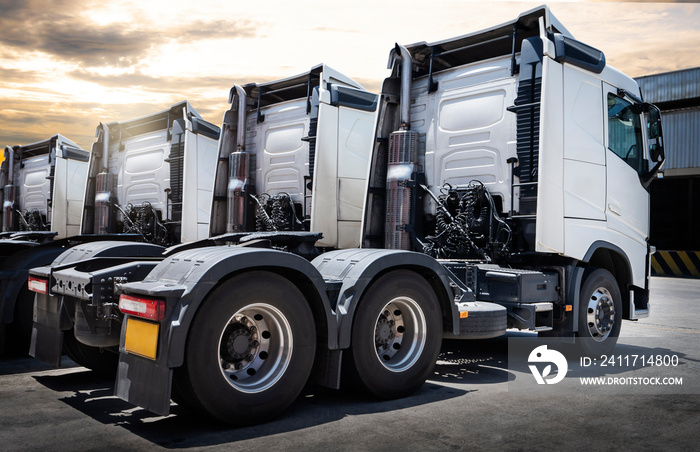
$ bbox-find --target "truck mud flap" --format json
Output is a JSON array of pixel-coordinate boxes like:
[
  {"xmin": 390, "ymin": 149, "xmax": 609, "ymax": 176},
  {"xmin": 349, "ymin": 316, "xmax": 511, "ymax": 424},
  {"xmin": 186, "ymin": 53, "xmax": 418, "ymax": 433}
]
[
  {"xmin": 446, "ymin": 302, "xmax": 507, "ymax": 339},
  {"xmin": 29, "ymin": 323, "xmax": 63, "ymax": 367},
  {"xmin": 29, "ymin": 292, "xmax": 72, "ymax": 366},
  {"xmin": 115, "ymin": 353, "xmax": 172, "ymax": 416}
]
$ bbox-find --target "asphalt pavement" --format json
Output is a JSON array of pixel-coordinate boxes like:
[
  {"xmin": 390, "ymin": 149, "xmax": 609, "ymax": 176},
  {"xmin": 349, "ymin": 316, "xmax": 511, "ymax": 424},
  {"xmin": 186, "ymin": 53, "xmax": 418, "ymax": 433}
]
[{"xmin": 1, "ymin": 276, "xmax": 698, "ymax": 451}]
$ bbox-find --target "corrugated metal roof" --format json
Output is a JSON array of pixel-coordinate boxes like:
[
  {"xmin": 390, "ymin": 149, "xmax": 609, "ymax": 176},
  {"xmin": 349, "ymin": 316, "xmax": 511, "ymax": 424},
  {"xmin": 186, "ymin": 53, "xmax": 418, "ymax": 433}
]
[
  {"xmin": 635, "ymin": 67, "xmax": 700, "ymax": 104},
  {"xmin": 659, "ymin": 107, "xmax": 700, "ymax": 170}
]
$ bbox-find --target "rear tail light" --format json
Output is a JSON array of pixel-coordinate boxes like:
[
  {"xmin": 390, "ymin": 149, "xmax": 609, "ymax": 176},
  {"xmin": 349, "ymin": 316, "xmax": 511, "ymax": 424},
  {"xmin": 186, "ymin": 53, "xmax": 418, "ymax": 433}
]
[
  {"xmin": 119, "ymin": 294, "xmax": 166, "ymax": 321},
  {"xmin": 28, "ymin": 276, "xmax": 48, "ymax": 295}
]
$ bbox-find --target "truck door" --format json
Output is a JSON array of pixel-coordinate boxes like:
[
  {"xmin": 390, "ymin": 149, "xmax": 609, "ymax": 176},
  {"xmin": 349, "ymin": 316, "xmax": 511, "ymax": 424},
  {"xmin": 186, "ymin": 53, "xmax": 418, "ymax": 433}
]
[{"xmin": 603, "ymin": 84, "xmax": 649, "ymax": 247}]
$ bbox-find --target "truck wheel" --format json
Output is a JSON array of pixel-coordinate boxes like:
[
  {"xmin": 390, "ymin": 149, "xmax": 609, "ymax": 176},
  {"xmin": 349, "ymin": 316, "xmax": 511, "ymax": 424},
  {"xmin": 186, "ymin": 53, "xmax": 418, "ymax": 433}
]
[
  {"xmin": 62, "ymin": 331, "xmax": 119, "ymax": 375},
  {"xmin": 174, "ymin": 272, "xmax": 315, "ymax": 425},
  {"xmin": 576, "ymin": 268, "xmax": 622, "ymax": 356},
  {"xmin": 345, "ymin": 270, "xmax": 442, "ymax": 399}
]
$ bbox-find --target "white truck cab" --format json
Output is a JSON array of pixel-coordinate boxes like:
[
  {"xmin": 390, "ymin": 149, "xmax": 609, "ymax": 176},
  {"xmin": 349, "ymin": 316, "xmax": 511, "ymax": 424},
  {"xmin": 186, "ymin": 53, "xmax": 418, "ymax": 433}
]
[
  {"xmin": 1, "ymin": 135, "xmax": 89, "ymax": 241},
  {"xmin": 208, "ymin": 64, "xmax": 377, "ymax": 249},
  {"xmin": 362, "ymin": 6, "xmax": 664, "ymax": 346},
  {"xmin": 85, "ymin": 101, "xmax": 220, "ymax": 244},
  {"xmin": 0, "ymin": 135, "xmax": 89, "ymax": 353}
]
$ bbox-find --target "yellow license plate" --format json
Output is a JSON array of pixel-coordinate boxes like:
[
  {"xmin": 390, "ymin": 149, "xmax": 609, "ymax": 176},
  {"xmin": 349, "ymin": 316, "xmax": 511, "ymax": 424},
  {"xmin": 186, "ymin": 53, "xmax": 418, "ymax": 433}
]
[{"xmin": 124, "ymin": 317, "xmax": 159, "ymax": 360}]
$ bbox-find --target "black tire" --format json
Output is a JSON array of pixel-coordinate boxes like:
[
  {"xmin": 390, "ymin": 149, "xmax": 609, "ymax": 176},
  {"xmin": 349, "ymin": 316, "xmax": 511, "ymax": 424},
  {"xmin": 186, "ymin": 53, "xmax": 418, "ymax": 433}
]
[
  {"xmin": 345, "ymin": 270, "xmax": 442, "ymax": 399},
  {"xmin": 173, "ymin": 271, "xmax": 316, "ymax": 425},
  {"xmin": 63, "ymin": 330, "xmax": 119, "ymax": 375},
  {"xmin": 576, "ymin": 268, "xmax": 622, "ymax": 356}
]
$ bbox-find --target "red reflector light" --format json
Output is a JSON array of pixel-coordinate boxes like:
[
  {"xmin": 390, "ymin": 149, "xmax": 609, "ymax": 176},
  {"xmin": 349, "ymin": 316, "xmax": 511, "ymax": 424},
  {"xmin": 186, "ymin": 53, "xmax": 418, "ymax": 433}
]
[
  {"xmin": 119, "ymin": 294, "xmax": 166, "ymax": 321},
  {"xmin": 28, "ymin": 276, "xmax": 48, "ymax": 295}
]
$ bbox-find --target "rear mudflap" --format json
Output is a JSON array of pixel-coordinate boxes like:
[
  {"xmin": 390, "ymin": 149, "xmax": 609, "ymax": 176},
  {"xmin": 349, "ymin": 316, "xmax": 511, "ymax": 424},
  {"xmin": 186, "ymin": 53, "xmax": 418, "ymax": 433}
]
[
  {"xmin": 29, "ymin": 323, "xmax": 64, "ymax": 366},
  {"xmin": 115, "ymin": 353, "xmax": 172, "ymax": 416},
  {"xmin": 29, "ymin": 292, "xmax": 72, "ymax": 366}
]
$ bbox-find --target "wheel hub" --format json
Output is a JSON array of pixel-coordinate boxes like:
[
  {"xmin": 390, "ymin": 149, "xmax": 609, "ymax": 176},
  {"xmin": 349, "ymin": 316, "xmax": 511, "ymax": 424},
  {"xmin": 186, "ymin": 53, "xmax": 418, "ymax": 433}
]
[
  {"xmin": 375, "ymin": 310, "xmax": 401, "ymax": 361},
  {"xmin": 217, "ymin": 304, "xmax": 293, "ymax": 393},
  {"xmin": 372, "ymin": 298, "xmax": 427, "ymax": 373},
  {"xmin": 221, "ymin": 320, "xmax": 259, "ymax": 365},
  {"xmin": 375, "ymin": 317, "xmax": 394, "ymax": 344},
  {"xmin": 586, "ymin": 287, "xmax": 615, "ymax": 341},
  {"xmin": 232, "ymin": 333, "xmax": 251, "ymax": 355}
]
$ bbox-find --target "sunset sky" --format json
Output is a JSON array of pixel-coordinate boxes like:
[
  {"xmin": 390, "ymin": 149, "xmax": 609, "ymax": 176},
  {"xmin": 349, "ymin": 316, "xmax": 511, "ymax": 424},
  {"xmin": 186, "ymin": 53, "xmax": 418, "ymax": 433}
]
[{"xmin": 1, "ymin": 0, "xmax": 699, "ymax": 154}]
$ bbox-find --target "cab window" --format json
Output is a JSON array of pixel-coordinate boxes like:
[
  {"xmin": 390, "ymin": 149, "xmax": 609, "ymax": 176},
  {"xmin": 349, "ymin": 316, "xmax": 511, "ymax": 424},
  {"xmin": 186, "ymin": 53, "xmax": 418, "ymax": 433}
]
[{"xmin": 607, "ymin": 94, "xmax": 645, "ymax": 174}]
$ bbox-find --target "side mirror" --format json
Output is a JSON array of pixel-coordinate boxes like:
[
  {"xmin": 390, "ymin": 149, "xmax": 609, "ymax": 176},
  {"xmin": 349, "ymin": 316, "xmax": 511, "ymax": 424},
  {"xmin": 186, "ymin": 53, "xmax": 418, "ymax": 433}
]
[
  {"xmin": 640, "ymin": 104, "xmax": 665, "ymax": 189},
  {"xmin": 647, "ymin": 106, "xmax": 662, "ymax": 139},
  {"xmin": 640, "ymin": 104, "xmax": 666, "ymax": 188},
  {"xmin": 649, "ymin": 143, "xmax": 662, "ymax": 163},
  {"xmin": 646, "ymin": 105, "xmax": 664, "ymax": 162}
]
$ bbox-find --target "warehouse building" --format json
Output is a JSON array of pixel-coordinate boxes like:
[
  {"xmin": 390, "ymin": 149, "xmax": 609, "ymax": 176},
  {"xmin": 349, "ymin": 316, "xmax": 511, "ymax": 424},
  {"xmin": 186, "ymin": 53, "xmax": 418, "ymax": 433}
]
[{"xmin": 636, "ymin": 67, "xmax": 700, "ymax": 276}]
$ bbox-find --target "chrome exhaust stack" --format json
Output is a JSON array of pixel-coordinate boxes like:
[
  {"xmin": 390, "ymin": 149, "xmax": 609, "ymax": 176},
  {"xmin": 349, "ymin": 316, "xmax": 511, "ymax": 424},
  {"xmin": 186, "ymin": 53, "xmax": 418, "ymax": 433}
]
[
  {"xmin": 94, "ymin": 123, "xmax": 116, "ymax": 234},
  {"xmin": 396, "ymin": 44, "xmax": 413, "ymax": 129},
  {"xmin": 226, "ymin": 85, "xmax": 249, "ymax": 233},
  {"xmin": 2, "ymin": 146, "xmax": 17, "ymax": 232},
  {"xmin": 385, "ymin": 44, "xmax": 419, "ymax": 250}
]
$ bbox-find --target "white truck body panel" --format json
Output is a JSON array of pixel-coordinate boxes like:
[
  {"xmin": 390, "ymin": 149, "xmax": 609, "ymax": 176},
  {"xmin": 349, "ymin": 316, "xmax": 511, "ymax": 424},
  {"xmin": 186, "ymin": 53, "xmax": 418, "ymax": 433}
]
[
  {"xmin": 562, "ymin": 65, "xmax": 606, "ymax": 222},
  {"xmin": 314, "ymin": 66, "xmax": 376, "ymax": 248},
  {"xmin": 182, "ymin": 126, "xmax": 219, "ymax": 242},
  {"xmin": 319, "ymin": 64, "xmax": 365, "ymax": 91},
  {"xmin": 313, "ymin": 103, "xmax": 375, "ymax": 248},
  {"xmin": 313, "ymin": 102, "xmax": 338, "ymax": 247},
  {"xmin": 535, "ymin": 55, "xmax": 566, "ymax": 254},
  {"xmin": 52, "ymin": 154, "xmax": 89, "ymax": 238},
  {"xmin": 413, "ymin": 56, "xmax": 518, "ymax": 215},
  {"xmin": 115, "ymin": 130, "xmax": 171, "ymax": 216},
  {"xmin": 250, "ymin": 98, "xmax": 310, "ymax": 203},
  {"xmin": 537, "ymin": 50, "xmax": 650, "ymax": 288},
  {"xmin": 16, "ymin": 156, "xmax": 51, "ymax": 215}
]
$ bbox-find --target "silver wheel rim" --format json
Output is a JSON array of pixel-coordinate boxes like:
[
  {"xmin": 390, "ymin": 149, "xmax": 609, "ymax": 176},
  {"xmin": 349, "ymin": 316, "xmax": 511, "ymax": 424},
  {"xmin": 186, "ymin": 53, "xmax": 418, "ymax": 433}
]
[
  {"xmin": 373, "ymin": 296, "xmax": 427, "ymax": 373},
  {"xmin": 586, "ymin": 287, "xmax": 615, "ymax": 342},
  {"xmin": 217, "ymin": 303, "xmax": 293, "ymax": 393}
]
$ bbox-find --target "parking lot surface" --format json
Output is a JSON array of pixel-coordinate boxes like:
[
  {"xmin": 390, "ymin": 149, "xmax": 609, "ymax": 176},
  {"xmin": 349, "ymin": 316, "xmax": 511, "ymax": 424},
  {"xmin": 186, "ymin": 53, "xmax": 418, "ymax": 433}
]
[{"xmin": 1, "ymin": 277, "xmax": 698, "ymax": 451}]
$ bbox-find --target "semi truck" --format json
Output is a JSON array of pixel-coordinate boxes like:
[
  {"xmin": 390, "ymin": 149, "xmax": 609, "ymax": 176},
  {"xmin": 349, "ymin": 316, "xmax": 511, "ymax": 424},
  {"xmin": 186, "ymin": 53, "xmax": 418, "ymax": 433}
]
[
  {"xmin": 29, "ymin": 6, "xmax": 664, "ymax": 426},
  {"xmin": 28, "ymin": 70, "xmax": 374, "ymax": 369},
  {"xmin": 0, "ymin": 135, "xmax": 90, "ymax": 354},
  {"xmin": 28, "ymin": 101, "xmax": 220, "ymax": 368},
  {"xmin": 28, "ymin": 63, "xmax": 378, "ymax": 410}
]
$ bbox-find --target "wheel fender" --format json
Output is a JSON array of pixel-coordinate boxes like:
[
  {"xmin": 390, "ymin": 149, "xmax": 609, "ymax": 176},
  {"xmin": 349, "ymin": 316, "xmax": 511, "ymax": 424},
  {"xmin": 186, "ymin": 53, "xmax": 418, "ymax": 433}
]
[
  {"xmin": 582, "ymin": 241, "xmax": 635, "ymax": 319},
  {"xmin": 311, "ymin": 248, "xmax": 455, "ymax": 350},
  {"xmin": 0, "ymin": 240, "xmax": 38, "ymax": 262},
  {"xmin": 49, "ymin": 240, "xmax": 165, "ymax": 267},
  {"xmin": 34, "ymin": 240, "xmax": 165, "ymax": 291},
  {"xmin": 582, "ymin": 241, "xmax": 633, "ymax": 276},
  {"xmin": 0, "ymin": 243, "xmax": 71, "ymax": 325},
  {"xmin": 2, "ymin": 240, "xmax": 163, "ymax": 339},
  {"xmin": 21, "ymin": 240, "xmax": 165, "ymax": 322},
  {"xmin": 117, "ymin": 246, "xmax": 334, "ymax": 368},
  {"xmin": 565, "ymin": 265, "xmax": 585, "ymax": 334}
]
